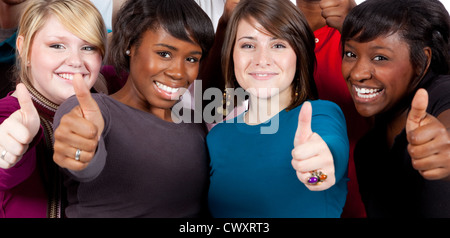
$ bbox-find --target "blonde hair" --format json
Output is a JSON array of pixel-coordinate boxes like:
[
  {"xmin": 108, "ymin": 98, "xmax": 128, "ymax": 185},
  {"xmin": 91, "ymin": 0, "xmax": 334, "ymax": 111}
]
[{"xmin": 16, "ymin": 0, "xmax": 107, "ymax": 85}]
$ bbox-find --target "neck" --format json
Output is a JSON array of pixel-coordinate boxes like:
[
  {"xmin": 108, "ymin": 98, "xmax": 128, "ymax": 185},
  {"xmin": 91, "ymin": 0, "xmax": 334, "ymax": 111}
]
[
  {"xmin": 385, "ymin": 110, "xmax": 408, "ymax": 147},
  {"xmin": 111, "ymin": 78, "xmax": 175, "ymax": 122},
  {"xmin": 296, "ymin": 0, "xmax": 326, "ymax": 32},
  {"xmin": 245, "ymin": 91, "xmax": 291, "ymax": 125},
  {"xmin": 0, "ymin": 2, "xmax": 25, "ymax": 29}
]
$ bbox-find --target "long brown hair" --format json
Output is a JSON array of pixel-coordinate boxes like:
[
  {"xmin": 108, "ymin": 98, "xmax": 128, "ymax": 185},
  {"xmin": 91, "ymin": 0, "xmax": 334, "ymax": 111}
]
[{"xmin": 222, "ymin": 0, "xmax": 318, "ymax": 111}]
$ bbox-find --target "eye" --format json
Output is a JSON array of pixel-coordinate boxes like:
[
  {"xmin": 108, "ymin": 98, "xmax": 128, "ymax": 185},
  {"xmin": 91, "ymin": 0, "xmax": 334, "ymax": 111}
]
[
  {"xmin": 240, "ymin": 43, "xmax": 254, "ymax": 49},
  {"xmin": 186, "ymin": 56, "xmax": 199, "ymax": 63},
  {"xmin": 272, "ymin": 43, "xmax": 287, "ymax": 49},
  {"xmin": 344, "ymin": 51, "xmax": 356, "ymax": 58},
  {"xmin": 82, "ymin": 45, "xmax": 97, "ymax": 51},
  {"xmin": 50, "ymin": 44, "xmax": 65, "ymax": 49},
  {"xmin": 373, "ymin": 55, "xmax": 388, "ymax": 61},
  {"xmin": 157, "ymin": 51, "xmax": 171, "ymax": 59}
]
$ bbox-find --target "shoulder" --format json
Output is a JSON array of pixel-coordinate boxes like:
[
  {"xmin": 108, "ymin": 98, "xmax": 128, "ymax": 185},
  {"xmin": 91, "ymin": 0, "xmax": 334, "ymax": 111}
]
[
  {"xmin": 207, "ymin": 115, "xmax": 240, "ymax": 142},
  {"xmin": 426, "ymin": 74, "xmax": 450, "ymax": 92},
  {"xmin": 311, "ymin": 100, "xmax": 343, "ymax": 113},
  {"xmin": 207, "ymin": 118, "xmax": 234, "ymax": 136},
  {"xmin": 290, "ymin": 100, "xmax": 344, "ymax": 119},
  {"xmin": 423, "ymin": 74, "xmax": 450, "ymax": 116},
  {"xmin": 292, "ymin": 100, "xmax": 347, "ymax": 136}
]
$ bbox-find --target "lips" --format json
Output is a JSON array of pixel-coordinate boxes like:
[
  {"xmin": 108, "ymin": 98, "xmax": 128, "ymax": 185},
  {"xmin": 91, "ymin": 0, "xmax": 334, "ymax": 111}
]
[{"xmin": 249, "ymin": 72, "xmax": 278, "ymax": 80}]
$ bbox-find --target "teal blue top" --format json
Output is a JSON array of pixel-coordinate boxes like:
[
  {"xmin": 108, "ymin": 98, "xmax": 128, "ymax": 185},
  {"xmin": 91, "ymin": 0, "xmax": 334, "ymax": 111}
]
[
  {"xmin": 0, "ymin": 31, "xmax": 17, "ymax": 64},
  {"xmin": 207, "ymin": 100, "xmax": 349, "ymax": 218}
]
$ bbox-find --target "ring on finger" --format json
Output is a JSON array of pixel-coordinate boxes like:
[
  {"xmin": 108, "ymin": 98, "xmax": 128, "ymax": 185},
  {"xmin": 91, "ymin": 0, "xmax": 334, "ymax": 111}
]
[
  {"xmin": 0, "ymin": 149, "xmax": 7, "ymax": 161},
  {"xmin": 75, "ymin": 149, "xmax": 81, "ymax": 161},
  {"xmin": 307, "ymin": 170, "xmax": 327, "ymax": 185}
]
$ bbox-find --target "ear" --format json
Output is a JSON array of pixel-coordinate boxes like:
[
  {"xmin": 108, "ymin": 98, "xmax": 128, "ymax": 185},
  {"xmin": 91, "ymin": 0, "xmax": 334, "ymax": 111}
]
[
  {"xmin": 16, "ymin": 35, "xmax": 29, "ymax": 66},
  {"xmin": 16, "ymin": 35, "xmax": 24, "ymax": 57},
  {"xmin": 421, "ymin": 47, "xmax": 432, "ymax": 75}
]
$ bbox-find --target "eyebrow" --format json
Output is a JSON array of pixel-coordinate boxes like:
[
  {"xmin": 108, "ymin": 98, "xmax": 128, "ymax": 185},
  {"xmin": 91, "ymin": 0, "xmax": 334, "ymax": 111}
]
[
  {"xmin": 370, "ymin": 45, "xmax": 395, "ymax": 53},
  {"xmin": 155, "ymin": 43, "xmax": 202, "ymax": 55},
  {"xmin": 237, "ymin": 36, "xmax": 279, "ymax": 41},
  {"xmin": 345, "ymin": 42, "xmax": 395, "ymax": 53},
  {"xmin": 46, "ymin": 35, "xmax": 72, "ymax": 42}
]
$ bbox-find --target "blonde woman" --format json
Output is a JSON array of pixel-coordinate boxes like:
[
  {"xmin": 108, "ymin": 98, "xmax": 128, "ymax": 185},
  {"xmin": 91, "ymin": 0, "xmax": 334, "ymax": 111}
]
[{"xmin": 0, "ymin": 0, "xmax": 106, "ymax": 218}]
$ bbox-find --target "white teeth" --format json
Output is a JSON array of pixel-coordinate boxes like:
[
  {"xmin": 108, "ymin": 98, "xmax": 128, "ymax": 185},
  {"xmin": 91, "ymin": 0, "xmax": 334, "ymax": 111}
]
[
  {"xmin": 355, "ymin": 86, "xmax": 382, "ymax": 99},
  {"xmin": 155, "ymin": 81, "xmax": 180, "ymax": 93},
  {"xmin": 257, "ymin": 74, "xmax": 268, "ymax": 77},
  {"xmin": 58, "ymin": 73, "xmax": 74, "ymax": 80}
]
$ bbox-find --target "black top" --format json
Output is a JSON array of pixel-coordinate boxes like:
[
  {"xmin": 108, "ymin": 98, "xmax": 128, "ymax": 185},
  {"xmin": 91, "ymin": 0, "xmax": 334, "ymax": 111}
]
[{"xmin": 354, "ymin": 71, "xmax": 450, "ymax": 217}]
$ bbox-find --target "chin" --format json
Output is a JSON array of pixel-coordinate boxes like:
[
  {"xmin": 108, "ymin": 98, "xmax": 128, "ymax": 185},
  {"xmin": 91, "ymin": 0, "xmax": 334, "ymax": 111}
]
[
  {"xmin": 354, "ymin": 105, "xmax": 378, "ymax": 118},
  {"xmin": 247, "ymin": 88, "xmax": 280, "ymax": 100}
]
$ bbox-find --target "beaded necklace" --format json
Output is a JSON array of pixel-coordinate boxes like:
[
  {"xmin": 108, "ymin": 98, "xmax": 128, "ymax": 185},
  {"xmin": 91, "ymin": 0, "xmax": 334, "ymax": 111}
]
[{"xmin": 22, "ymin": 81, "xmax": 64, "ymax": 218}]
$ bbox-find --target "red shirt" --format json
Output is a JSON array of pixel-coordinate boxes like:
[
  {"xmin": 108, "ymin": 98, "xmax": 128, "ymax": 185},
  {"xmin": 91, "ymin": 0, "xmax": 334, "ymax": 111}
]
[{"xmin": 314, "ymin": 25, "xmax": 371, "ymax": 218}]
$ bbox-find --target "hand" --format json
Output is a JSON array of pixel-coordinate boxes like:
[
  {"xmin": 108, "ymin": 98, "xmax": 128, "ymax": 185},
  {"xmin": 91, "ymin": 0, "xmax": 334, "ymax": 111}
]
[
  {"xmin": 0, "ymin": 84, "xmax": 40, "ymax": 169},
  {"xmin": 406, "ymin": 89, "xmax": 450, "ymax": 180},
  {"xmin": 319, "ymin": 0, "xmax": 356, "ymax": 32},
  {"xmin": 222, "ymin": 0, "xmax": 240, "ymax": 22},
  {"xmin": 291, "ymin": 101, "xmax": 336, "ymax": 191},
  {"xmin": 53, "ymin": 74, "xmax": 104, "ymax": 171}
]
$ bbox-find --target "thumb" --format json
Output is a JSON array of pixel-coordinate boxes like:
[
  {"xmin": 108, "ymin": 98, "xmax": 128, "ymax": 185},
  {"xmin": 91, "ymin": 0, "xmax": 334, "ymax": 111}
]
[
  {"xmin": 294, "ymin": 101, "xmax": 313, "ymax": 146},
  {"xmin": 406, "ymin": 88, "xmax": 428, "ymax": 133},
  {"xmin": 16, "ymin": 83, "xmax": 40, "ymax": 135},
  {"xmin": 73, "ymin": 73, "xmax": 100, "ymax": 121}
]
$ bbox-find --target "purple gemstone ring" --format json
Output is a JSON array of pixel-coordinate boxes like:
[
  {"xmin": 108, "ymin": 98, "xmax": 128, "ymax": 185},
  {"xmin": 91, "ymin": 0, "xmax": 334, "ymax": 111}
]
[{"xmin": 307, "ymin": 170, "xmax": 327, "ymax": 185}]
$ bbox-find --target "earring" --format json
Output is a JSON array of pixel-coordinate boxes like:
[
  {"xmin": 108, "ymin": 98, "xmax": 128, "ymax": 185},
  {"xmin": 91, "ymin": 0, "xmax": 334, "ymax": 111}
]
[
  {"xmin": 217, "ymin": 89, "xmax": 231, "ymax": 116},
  {"xmin": 126, "ymin": 50, "xmax": 130, "ymax": 55}
]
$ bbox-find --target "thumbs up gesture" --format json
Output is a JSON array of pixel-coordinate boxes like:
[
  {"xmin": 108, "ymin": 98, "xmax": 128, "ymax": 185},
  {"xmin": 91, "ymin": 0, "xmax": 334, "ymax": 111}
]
[
  {"xmin": 291, "ymin": 101, "xmax": 336, "ymax": 191},
  {"xmin": 0, "ymin": 84, "xmax": 40, "ymax": 169},
  {"xmin": 406, "ymin": 89, "xmax": 450, "ymax": 180},
  {"xmin": 53, "ymin": 74, "xmax": 104, "ymax": 171},
  {"xmin": 319, "ymin": 0, "xmax": 357, "ymax": 32}
]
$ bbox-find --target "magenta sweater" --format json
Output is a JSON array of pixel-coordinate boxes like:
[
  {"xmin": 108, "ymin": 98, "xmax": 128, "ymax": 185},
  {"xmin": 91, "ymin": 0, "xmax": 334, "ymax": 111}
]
[{"xmin": 0, "ymin": 94, "xmax": 47, "ymax": 218}]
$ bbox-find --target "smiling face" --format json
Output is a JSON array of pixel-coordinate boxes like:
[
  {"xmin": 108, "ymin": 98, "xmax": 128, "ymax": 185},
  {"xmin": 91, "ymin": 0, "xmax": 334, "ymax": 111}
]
[
  {"xmin": 23, "ymin": 15, "xmax": 102, "ymax": 105},
  {"xmin": 233, "ymin": 17, "xmax": 297, "ymax": 108},
  {"xmin": 124, "ymin": 27, "xmax": 202, "ymax": 117},
  {"xmin": 341, "ymin": 32, "xmax": 416, "ymax": 117}
]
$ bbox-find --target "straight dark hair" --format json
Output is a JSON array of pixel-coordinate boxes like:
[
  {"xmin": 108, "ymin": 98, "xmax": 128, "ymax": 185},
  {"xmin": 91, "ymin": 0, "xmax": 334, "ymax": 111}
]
[
  {"xmin": 222, "ymin": 0, "xmax": 317, "ymax": 111},
  {"xmin": 108, "ymin": 0, "xmax": 215, "ymax": 74},
  {"xmin": 341, "ymin": 0, "xmax": 450, "ymax": 83}
]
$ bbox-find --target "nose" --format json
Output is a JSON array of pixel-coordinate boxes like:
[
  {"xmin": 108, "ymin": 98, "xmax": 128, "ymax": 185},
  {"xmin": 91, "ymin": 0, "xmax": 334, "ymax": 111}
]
[
  {"xmin": 253, "ymin": 47, "xmax": 272, "ymax": 66},
  {"xmin": 165, "ymin": 58, "xmax": 186, "ymax": 80},
  {"xmin": 65, "ymin": 49, "xmax": 83, "ymax": 68},
  {"xmin": 348, "ymin": 59, "xmax": 372, "ymax": 82}
]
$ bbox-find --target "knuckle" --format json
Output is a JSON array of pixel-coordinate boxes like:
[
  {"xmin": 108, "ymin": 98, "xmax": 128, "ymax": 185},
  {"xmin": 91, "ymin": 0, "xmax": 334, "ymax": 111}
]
[
  {"xmin": 53, "ymin": 127, "xmax": 65, "ymax": 140},
  {"xmin": 87, "ymin": 128, "xmax": 98, "ymax": 139},
  {"xmin": 59, "ymin": 114, "xmax": 72, "ymax": 126},
  {"xmin": 408, "ymin": 146, "xmax": 418, "ymax": 158},
  {"xmin": 85, "ymin": 141, "xmax": 98, "ymax": 153},
  {"xmin": 72, "ymin": 162, "xmax": 89, "ymax": 171}
]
